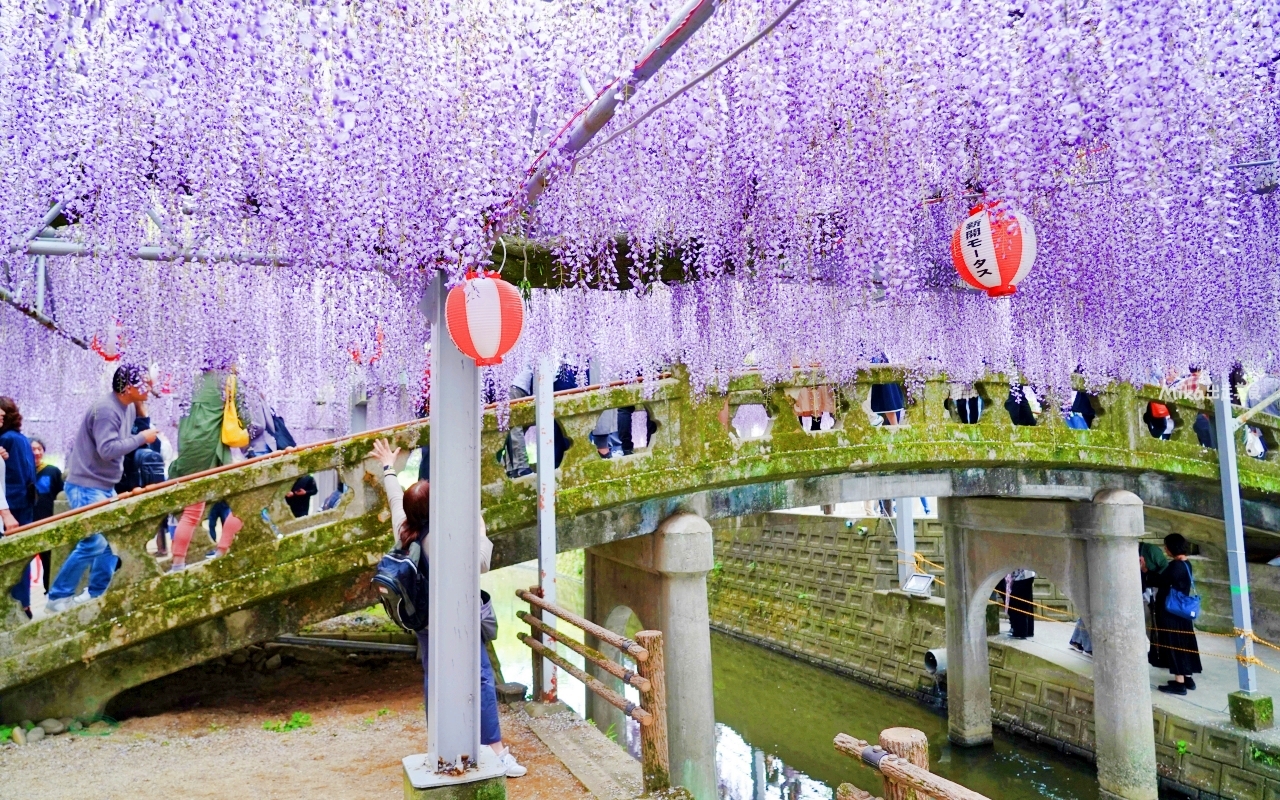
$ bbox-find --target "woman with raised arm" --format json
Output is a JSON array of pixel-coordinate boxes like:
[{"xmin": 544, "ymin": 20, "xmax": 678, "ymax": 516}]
[{"xmin": 370, "ymin": 438, "xmax": 525, "ymax": 778}]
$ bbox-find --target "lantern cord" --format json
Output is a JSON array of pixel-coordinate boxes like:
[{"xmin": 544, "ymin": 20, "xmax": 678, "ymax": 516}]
[{"xmin": 577, "ymin": 0, "xmax": 812, "ymax": 164}]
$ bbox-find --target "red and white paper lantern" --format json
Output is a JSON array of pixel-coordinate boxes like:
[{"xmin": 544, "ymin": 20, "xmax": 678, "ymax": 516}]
[
  {"xmin": 445, "ymin": 271, "xmax": 525, "ymax": 366},
  {"xmin": 950, "ymin": 202, "xmax": 1037, "ymax": 298}
]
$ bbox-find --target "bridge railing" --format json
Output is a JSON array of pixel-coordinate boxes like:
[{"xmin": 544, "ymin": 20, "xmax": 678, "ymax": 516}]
[
  {"xmin": 515, "ymin": 587, "xmax": 671, "ymax": 793},
  {"xmin": 5, "ymin": 368, "xmax": 1280, "ymax": 695}
]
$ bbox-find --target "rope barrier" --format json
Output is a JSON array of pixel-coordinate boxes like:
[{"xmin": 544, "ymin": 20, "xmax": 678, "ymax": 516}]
[{"xmin": 898, "ymin": 550, "xmax": 1077, "ymax": 621}]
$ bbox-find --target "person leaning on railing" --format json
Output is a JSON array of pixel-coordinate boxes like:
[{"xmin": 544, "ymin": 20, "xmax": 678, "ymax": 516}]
[{"xmin": 370, "ymin": 438, "xmax": 527, "ymax": 778}]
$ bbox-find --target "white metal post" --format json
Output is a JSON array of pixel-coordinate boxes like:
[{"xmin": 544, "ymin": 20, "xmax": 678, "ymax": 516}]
[
  {"xmin": 1213, "ymin": 381, "xmax": 1260, "ymax": 693},
  {"xmin": 896, "ymin": 497, "xmax": 916, "ymax": 587},
  {"xmin": 424, "ymin": 270, "xmax": 483, "ymax": 768},
  {"xmin": 34, "ymin": 256, "xmax": 46, "ymax": 314},
  {"xmin": 534, "ymin": 353, "xmax": 558, "ymax": 703}
]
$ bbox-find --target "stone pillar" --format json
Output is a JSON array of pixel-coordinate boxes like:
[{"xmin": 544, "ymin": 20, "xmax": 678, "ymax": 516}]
[
  {"xmin": 582, "ymin": 558, "xmax": 630, "ymax": 746},
  {"xmin": 585, "ymin": 512, "xmax": 718, "ymax": 800},
  {"xmin": 1086, "ymin": 490, "xmax": 1158, "ymax": 800},
  {"xmin": 940, "ymin": 497, "xmax": 993, "ymax": 747}
]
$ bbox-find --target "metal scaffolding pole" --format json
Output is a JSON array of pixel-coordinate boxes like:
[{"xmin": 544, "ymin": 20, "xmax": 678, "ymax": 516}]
[
  {"xmin": 514, "ymin": 0, "xmax": 720, "ymax": 215},
  {"xmin": 423, "ymin": 270, "xmax": 483, "ymax": 768},
  {"xmin": 534, "ymin": 353, "xmax": 559, "ymax": 703},
  {"xmin": 12, "ymin": 237, "xmax": 290, "ymax": 266},
  {"xmin": 1213, "ymin": 380, "xmax": 1260, "ymax": 693}
]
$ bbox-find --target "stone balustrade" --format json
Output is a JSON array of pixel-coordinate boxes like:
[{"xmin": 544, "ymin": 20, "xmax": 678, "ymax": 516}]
[{"xmin": 2, "ymin": 367, "xmax": 1278, "ymax": 720}]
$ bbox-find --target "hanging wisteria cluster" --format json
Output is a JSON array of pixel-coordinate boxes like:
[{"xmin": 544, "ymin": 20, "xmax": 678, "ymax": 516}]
[{"xmin": 1, "ymin": 0, "xmax": 1278, "ymax": 443}]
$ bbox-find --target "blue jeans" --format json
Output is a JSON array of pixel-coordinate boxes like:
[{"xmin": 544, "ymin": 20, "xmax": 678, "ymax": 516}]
[
  {"xmin": 47, "ymin": 484, "xmax": 119, "ymax": 600},
  {"xmin": 7, "ymin": 506, "xmax": 35, "ymax": 611},
  {"xmin": 415, "ymin": 631, "xmax": 502, "ymax": 746},
  {"xmin": 207, "ymin": 501, "xmax": 232, "ymax": 543},
  {"xmin": 591, "ymin": 432, "xmax": 622, "ymax": 458}
]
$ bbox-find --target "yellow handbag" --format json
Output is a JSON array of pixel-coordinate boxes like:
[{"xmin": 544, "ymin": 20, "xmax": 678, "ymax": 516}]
[{"xmin": 221, "ymin": 374, "xmax": 251, "ymax": 449}]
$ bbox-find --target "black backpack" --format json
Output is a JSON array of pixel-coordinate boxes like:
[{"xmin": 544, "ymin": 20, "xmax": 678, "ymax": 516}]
[
  {"xmin": 135, "ymin": 448, "xmax": 167, "ymax": 487},
  {"xmin": 373, "ymin": 535, "xmax": 430, "ymax": 632},
  {"xmin": 271, "ymin": 412, "xmax": 297, "ymax": 450}
]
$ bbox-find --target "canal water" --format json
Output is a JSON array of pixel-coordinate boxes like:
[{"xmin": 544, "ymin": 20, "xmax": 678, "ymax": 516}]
[{"xmin": 484, "ymin": 560, "xmax": 1099, "ymax": 800}]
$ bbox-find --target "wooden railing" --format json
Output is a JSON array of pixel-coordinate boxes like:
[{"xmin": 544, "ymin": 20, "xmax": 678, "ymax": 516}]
[
  {"xmin": 834, "ymin": 728, "xmax": 991, "ymax": 800},
  {"xmin": 516, "ymin": 588, "xmax": 671, "ymax": 794}
]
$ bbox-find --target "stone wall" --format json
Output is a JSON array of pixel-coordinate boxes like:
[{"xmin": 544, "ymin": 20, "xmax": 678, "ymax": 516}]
[{"xmin": 709, "ymin": 513, "xmax": 976, "ymax": 700}]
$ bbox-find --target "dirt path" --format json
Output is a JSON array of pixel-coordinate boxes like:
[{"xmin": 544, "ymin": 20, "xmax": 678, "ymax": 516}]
[{"xmin": 0, "ymin": 647, "xmax": 591, "ymax": 800}]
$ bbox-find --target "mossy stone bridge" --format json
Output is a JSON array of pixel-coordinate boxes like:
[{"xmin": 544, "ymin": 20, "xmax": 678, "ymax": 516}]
[{"xmin": 3, "ymin": 368, "xmax": 1280, "ymax": 722}]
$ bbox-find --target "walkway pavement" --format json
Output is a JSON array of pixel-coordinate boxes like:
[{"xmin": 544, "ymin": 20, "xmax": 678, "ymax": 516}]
[{"xmin": 997, "ymin": 619, "xmax": 1280, "ymax": 745}]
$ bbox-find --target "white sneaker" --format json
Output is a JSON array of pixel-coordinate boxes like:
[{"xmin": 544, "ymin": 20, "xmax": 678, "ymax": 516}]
[
  {"xmin": 499, "ymin": 751, "xmax": 527, "ymax": 778},
  {"xmin": 46, "ymin": 590, "xmax": 91, "ymax": 613}
]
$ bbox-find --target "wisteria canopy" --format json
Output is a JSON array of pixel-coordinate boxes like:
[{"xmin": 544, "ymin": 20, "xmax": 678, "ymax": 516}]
[{"xmin": 0, "ymin": 0, "xmax": 1277, "ymax": 445}]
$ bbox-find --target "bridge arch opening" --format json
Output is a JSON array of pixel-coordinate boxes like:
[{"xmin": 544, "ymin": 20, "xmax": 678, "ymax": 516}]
[
  {"xmin": 730, "ymin": 404, "xmax": 771, "ymax": 440},
  {"xmin": 944, "ymin": 493, "xmax": 1158, "ymax": 800},
  {"xmin": 586, "ymin": 604, "xmax": 645, "ymax": 756}
]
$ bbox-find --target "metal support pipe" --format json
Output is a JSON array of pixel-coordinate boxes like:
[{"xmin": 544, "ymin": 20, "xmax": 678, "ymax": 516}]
[
  {"xmin": 0, "ymin": 284, "xmax": 89, "ymax": 349},
  {"xmin": 13, "ymin": 237, "xmax": 290, "ymax": 266},
  {"xmin": 1213, "ymin": 380, "xmax": 1260, "ymax": 693},
  {"xmin": 424, "ymin": 269, "xmax": 483, "ymax": 769},
  {"xmin": 515, "ymin": 0, "xmax": 720, "ymax": 213},
  {"xmin": 895, "ymin": 497, "xmax": 915, "ymax": 587},
  {"xmin": 534, "ymin": 353, "xmax": 558, "ymax": 703},
  {"xmin": 34, "ymin": 256, "xmax": 46, "ymax": 315},
  {"xmin": 14, "ymin": 201, "xmax": 65, "ymax": 247}
]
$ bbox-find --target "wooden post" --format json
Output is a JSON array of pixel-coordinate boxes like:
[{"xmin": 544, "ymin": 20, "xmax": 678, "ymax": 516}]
[
  {"xmin": 879, "ymin": 727, "xmax": 929, "ymax": 800},
  {"xmin": 834, "ymin": 733, "xmax": 990, "ymax": 800},
  {"xmin": 529, "ymin": 586, "xmax": 546, "ymax": 702},
  {"xmin": 635, "ymin": 630, "xmax": 670, "ymax": 793}
]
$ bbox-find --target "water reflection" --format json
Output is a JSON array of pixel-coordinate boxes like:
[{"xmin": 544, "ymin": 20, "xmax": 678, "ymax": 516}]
[
  {"xmin": 718, "ymin": 724, "xmax": 829, "ymax": 800},
  {"xmin": 711, "ymin": 632, "xmax": 1099, "ymax": 800}
]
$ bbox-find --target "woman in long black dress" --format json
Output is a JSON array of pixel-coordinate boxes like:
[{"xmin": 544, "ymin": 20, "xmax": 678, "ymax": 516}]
[{"xmin": 1148, "ymin": 533, "xmax": 1202, "ymax": 695}]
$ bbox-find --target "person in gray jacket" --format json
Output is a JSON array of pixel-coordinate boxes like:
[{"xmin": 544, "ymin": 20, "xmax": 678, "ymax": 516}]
[{"xmin": 46, "ymin": 365, "xmax": 157, "ymax": 612}]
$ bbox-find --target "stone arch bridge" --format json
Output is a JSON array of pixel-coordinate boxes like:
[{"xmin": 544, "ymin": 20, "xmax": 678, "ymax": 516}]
[{"xmin": 2, "ymin": 368, "xmax": 1278, "ymax": 743}]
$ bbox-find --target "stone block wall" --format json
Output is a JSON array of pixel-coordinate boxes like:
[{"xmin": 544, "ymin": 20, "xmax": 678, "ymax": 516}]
[
  {"xmin": 989, "ymin": 641, "xmax": 1097, "ymax": 758},
  {"xmin": 709, "ymin": 513, "xmax": 986, "ymax": 699}
]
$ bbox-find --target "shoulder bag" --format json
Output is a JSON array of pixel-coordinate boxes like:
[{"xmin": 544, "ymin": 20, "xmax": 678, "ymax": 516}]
[
  {"xmin": 1164, "ymin": 565, "xmax": 1201, "ymax": 622},
  {"xmin": 220, "ymin": 375, "xmax": 251, "ymax": 449}
]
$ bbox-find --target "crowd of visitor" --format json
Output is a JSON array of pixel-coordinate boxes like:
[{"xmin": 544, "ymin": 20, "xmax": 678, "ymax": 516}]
[
  {"xmin": 0, "ymin": 362, "xmax": 314, "ymax": 615},
  {"xmin": 0, "ymin": 356, "xmax": 1272, "ymax": 766}
]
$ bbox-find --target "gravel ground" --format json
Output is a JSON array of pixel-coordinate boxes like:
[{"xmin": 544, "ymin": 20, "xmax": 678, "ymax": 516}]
[{"xmin": 0, "ymin": 648, "xmax": 590, "ymax": 800}]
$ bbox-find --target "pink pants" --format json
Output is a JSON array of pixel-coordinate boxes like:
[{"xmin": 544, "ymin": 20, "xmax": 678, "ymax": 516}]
[{"xmin": 171, "ymin": 501, "xmax": 242, "ymax": 563}]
